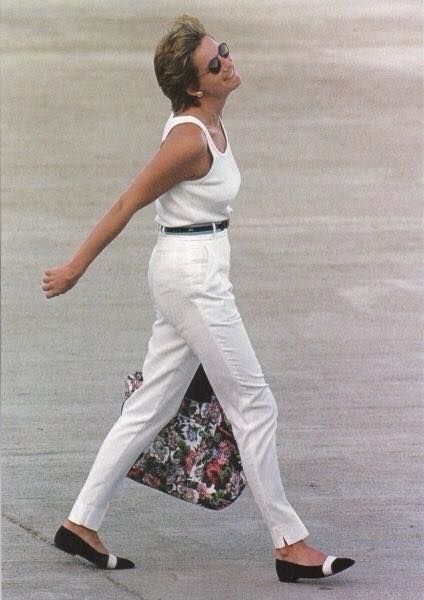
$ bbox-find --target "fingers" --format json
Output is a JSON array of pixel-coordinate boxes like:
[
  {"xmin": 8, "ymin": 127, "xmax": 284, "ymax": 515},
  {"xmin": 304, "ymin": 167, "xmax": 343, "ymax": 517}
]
[
  {"xmin": 45, "ymin": 290, "xmax": 59, "ymax": 299},
  {"xmin": 41, "ymin": 272, "xmax": 54, "ymax": 290},
  {"xmin": 42, "ymin": 279, "xmax": 63, "ymax": 298},
  {"xmin": 42, "ymin": 270, "xmax": 53, "ymax": 291},
  {"xmin": 42, "ymin": 285, "xmax": 57, "ymax": 299},
  {"xmin": 41, "ymin": 269, "xmax": 57, "ymax": 298}
]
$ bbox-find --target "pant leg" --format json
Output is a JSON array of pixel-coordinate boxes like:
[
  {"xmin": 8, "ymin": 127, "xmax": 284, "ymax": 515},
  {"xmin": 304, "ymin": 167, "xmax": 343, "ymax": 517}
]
[
  {"xmin": 68, "ymin": 309, "xmax": 200, "ymax": 530},
  {"xmin": 150, "ymin": 230, "xmax": 309, "ymax": 548}
]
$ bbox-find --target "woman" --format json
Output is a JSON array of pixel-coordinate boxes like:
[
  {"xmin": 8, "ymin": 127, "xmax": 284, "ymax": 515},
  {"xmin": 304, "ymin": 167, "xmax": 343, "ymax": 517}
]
[{"xmin": 42, "ymin": 15, "xmax": 354, "ymax": 582}]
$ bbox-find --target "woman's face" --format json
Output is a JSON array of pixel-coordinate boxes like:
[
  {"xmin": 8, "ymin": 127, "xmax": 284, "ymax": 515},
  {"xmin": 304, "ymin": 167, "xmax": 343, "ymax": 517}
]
[{"xmin": 191, "ymin": 35, "xmax": 241, "ymax": 98}]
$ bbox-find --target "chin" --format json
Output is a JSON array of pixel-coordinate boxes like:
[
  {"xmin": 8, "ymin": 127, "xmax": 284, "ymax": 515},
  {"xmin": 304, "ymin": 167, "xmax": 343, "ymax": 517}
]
[{"xmin": 231, "ymin": 72, "xmax": 242, "ymax": 86}]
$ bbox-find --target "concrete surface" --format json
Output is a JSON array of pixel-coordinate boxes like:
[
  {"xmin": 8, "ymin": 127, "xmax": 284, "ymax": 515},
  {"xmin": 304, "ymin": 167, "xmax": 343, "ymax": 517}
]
[{"xmin": 1, "ymin": 1, "xmax": 423, "ymax": 599}]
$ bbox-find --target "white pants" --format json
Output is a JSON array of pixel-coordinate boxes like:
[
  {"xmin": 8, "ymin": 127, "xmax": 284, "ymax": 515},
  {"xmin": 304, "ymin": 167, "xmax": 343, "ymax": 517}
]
[{"xmin": 69, "ymin": 226, "xmax": 309, "ymax": 548}]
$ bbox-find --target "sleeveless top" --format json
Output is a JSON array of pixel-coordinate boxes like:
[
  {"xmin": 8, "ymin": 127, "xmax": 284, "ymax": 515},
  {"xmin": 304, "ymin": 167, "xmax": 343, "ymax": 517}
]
[{"xmin": 154, "ymin": 113, "xmax": 241, "ymax": 227}]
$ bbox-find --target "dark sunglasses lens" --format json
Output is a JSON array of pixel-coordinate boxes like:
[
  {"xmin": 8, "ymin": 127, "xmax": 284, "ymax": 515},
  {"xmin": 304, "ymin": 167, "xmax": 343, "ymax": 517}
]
[
  {"xmin": 208, "ymin": 58, "xmax": 221, "ymax": 74},
  {"xmin": 219, "ymin": 42, "xmax": 229, "ymax": 58},
  {"xmin": 207, "ymin": 44, "xmax": 229, "ymax": 74}
]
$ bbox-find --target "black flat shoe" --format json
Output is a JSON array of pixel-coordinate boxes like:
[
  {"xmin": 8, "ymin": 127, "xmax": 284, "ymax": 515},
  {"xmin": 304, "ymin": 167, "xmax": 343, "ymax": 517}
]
[
  {"xmin": 276, "ymin": 555, "xmax": 355, "ymax": 582},
  {"xmin": 54, "ymin": 525, "xmax": 135, "ymax": 570}
]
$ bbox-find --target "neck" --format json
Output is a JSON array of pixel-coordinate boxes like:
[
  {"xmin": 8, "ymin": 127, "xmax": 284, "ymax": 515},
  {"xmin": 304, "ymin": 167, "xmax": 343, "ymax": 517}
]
[{"xmin": 183, "ymin": 97, "xmax": 226, "ymax": 127}]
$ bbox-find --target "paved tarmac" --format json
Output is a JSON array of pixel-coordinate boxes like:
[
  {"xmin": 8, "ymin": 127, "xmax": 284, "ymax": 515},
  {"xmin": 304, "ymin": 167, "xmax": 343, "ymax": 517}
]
[{"xmin": 1, "ymin": 1, "xmax": 423, "ymax": 599}]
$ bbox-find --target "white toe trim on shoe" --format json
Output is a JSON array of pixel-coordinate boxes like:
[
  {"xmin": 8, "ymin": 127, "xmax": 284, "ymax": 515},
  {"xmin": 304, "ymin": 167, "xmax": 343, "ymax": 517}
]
[
  {"xmin": 106, "ymin": 553, "xmax": 118, "ymax": 569},
  {"xmin": 322, "ymin": 556, "xmax": 337, "ymax": 576}
]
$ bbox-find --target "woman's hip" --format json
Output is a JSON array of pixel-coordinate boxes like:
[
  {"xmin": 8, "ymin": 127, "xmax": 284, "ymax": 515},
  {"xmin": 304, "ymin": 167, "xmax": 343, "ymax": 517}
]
[{"xmin": 148, "ymin": 229, "xmax": 231, "ymax": 298}]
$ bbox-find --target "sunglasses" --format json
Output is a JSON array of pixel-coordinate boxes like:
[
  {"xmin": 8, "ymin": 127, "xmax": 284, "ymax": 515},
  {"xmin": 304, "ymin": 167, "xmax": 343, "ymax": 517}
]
[{"xmin": 198, "ymin": 42, "xmax": 230, "ymax": 76}]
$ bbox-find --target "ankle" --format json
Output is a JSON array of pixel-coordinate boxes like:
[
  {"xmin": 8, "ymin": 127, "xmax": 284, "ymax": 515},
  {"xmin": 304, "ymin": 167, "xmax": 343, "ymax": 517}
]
[
  {"xmin": 275, "ymin": 540, "xmax": 305, "ymax": 559},
  {"xmin": 64, "ymin": 519, "xmax": 96, "ymax": 534}
]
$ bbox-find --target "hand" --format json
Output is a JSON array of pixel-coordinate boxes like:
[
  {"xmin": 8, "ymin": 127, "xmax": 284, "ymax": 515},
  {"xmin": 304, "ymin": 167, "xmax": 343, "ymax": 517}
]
[{"xmin": 42, "ymin": 263, "xmax": 82, "ymax": 299}]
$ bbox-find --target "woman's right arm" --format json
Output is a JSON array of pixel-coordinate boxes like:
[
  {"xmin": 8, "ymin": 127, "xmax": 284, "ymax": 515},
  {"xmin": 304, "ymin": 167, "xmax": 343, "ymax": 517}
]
[{"xmin": 42, "ymin": 124, "xmax": 209, "ymax": 299}]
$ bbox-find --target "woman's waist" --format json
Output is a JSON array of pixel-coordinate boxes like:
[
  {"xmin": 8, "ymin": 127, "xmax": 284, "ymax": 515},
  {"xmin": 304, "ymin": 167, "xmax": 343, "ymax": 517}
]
[
  {"xmin": 156, "ymin": 225, "xmax": 229, "ymax": 244},
  {"xmin": 157, "ymin": 217, "xmax": 228, "ymax": 234}
]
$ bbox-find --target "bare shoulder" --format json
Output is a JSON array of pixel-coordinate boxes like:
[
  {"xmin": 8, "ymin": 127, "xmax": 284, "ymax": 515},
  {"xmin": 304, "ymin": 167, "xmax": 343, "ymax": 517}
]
[
  {"xmin": 159, "ymin": 122, "xmax": 212, "ymax": 180},
  {"xmin": 161, "ymin": 122, "xmax": 208, "ymax": 156}
]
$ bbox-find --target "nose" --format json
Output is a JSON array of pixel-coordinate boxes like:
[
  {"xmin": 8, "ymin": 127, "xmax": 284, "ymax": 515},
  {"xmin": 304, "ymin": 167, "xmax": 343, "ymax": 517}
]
[{"xmin": 220, "ymin": 54, "xmax": 233, "ymax": 74}]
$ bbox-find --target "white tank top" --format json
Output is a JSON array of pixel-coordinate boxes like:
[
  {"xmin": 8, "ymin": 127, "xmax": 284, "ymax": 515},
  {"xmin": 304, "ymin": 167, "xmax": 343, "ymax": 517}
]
[{"xmin": 154, "ymin": 113, "xmax": 241, "ymax": 227}]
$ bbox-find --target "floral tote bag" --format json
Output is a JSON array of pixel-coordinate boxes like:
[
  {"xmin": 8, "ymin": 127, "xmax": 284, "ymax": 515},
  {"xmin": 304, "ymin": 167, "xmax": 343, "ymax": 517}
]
[{"xmin": 122, "ymin": 364, "xmax": 247, "ymax": 510}]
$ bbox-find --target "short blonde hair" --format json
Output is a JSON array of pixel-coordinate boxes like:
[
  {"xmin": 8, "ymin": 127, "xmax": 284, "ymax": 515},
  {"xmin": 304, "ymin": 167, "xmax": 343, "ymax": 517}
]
[{"xmin": 154, "ymin": 15, "xmax": 207, "ymax": 113}]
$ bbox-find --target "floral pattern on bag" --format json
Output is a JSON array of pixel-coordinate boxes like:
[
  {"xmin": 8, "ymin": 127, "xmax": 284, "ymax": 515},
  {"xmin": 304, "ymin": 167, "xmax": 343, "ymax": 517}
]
[{"xmin": 124, "ymin": 365, "xmax": 247, "ymax": 510}]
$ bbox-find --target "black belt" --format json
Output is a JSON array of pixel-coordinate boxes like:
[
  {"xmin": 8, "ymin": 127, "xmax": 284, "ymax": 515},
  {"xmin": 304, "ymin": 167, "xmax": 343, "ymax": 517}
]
[{"xmin": 160, "ymin": 219, "xmax": 229, "ymax": 234}]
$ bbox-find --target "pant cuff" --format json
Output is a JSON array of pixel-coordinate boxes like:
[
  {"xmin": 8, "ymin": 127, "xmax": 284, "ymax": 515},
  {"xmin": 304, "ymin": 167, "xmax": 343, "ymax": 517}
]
[
  {"xmin": 271, "ymin": 523, "xmax": 310, "ymax": 549},
  {"xmin": 68, "ymin": 499, "xmax": 109, "ymax": 531}
]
